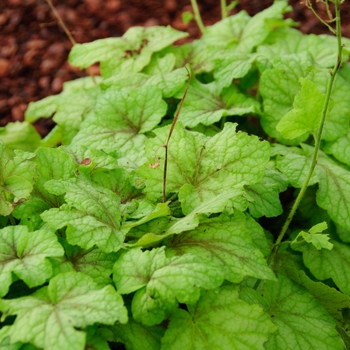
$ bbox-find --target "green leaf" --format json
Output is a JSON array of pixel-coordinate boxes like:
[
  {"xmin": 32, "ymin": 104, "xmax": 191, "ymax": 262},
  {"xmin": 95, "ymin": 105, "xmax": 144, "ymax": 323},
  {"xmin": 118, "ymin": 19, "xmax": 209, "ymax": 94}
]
[
  {"xmin": 0, "ymin": 272, "xmax": 128, "ymax": 350},
  {"xmin": 69, "ymin": 26, "xmax": 188, "ymax": 77},
  {"xmin": 71, "ymin": 85, "xmax": 166, "ymax": 168},
  {"xmin": 260, "ymin": 28, "xmax": 346, "ymax": 68},
  {"xmin": 324, "ymin": 129, "xmax": 350, "ymax": 166},
  {"xmin": 165, "ymin": 40, "xmax": 216, "ymax": 74},
  {"xmin": 161, "ymin": 284, "xmax": 275, "ymax": 350},
  {"xmin": 295, "ymin": 238, "xmax": 350, "ymax": 295},
  {"xmin": 276, "ymin": 145, "xmax": 350, "ymax": 231},
  {"xmin": 259, "ymin": 53, "xmax": 314, "ymax": 143},
  {"xmin": 237, "ymin": 1, "xmax": 291, "ymax": 52},
  {"xmin": 245, "ymin": 168, "xmax": 288, "ymax": 218},
  {"xmin": 292, "ymin": 222, "xmax": 333, "ymax": 251},
  {"xmin": 33, "ymin": 147, "xmax": 76, "ymax": 207},
  {"xmin": 0, "ymin": 330, "xmax": 21, "ymax": 350},
  {"xmin": 0, "ymin": 142, "xmax": 37, "ymax": 216},
  {"xmin": 102, "ymin": 67, "xmax": 188, "ymax": 99},
  {"xmin": 214, "ymin": 53, "xmax": 257, "ymax": 90},
  {"xmin": 0, "ymin": 225, "xmax": 64, "ymax": 297},
  {"xmin": 241, "ymin": 275, "xmax": 343, "ymax": 349},
  {"xmin": 145, "ymin": 67, "xmax": 188, "ymax": 98},
  {"xmin": 201, "ymin": 11, "xmax": 250, "ymax": 49},
  {"xmin": 41, "ymin": 177, "xmax": 124, "ymax": 252},
  {"xmin": 276, "ymin": 78, "xmax": 327, "ymax": 139},
  {"xmin": 178, "ymin": 79, "xmax": 260, "ymax": 128},
  {"xmin": 245, "ymin": 213, "xmax": 271, "ymax": 257},
  {"xmin": 128, "ymin": 190, "xmax": 242, "ymax": 248},
  {"xmin": 113, "ymin": 247, "xmax": 224, "ymax": 325},
  {"xmin": 138, "ymin": 123, "xmax": 270, "ymax": 205},
  {"xmin": 0, "ymin": 122, "xmax": 41, "ymax": 157},
  {"xmin": 49, "ymin": 243, "xmax": 118, "ymax": 287},
  {"xmin": 13, "ymin": 147, "xmax": 76, "ymax": 226},
  {"xmin": 104, "ymin": 319, "xmax": 165, "ymax": 350},
  {"xmin": 282, "ymin": 267, "xmax": 350, "ymax": 322},
  {"xmin": 25, "ymin": 77, "xmax": 101, "ymax": 145},
  {"xmin": 166, "ymin": 214, "xmax": 275, "ymax": 283}
]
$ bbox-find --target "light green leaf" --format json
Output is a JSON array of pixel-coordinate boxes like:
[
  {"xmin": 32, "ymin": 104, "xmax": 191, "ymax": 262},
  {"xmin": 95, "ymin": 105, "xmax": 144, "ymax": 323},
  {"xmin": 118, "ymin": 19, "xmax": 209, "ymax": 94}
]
[
  {"xmin": 0, "ymin": 122, "xmax": 41, "ymax": 157},
  {"xmin": 237, "ymin": 1, "xmax": 291, "ymax": 52},
  {"xmin": 129, "ymin": 189, "xmax": 243, "ymax": 248},
  {"xmin": 0, "ymin": 272, "xmax": 128, "ymax": 350},
  {"xmin": 259, "ymin": 53, "xmax": 314, "ymax": 143},
  {"xmin": 292, "ymin": 222, "xmax": 333, "ymax": 251},
  {"xmin": 201, "ymin": 11, "xmax": 250, "ymax": 49},
  {"xmin": 71, "ymin": 85, "xmax": 166, "ymax": 168},
  {"xmin": 0, "ymin": 142, "xmax": 37, "ymax": 216},
  {"xmin": 0, "ymin": 225, "xmax": 64, "ymax": 297},
  {"xmin": 138, "ymin": 123, "xmax": 270, "ymax": 205},
  {"xmin": 178, "ymin": 79, "xmax": 260, "ymax": 128},
  {"xmin": 161, "ymin": 284, "xmax": 275, "ymax": 350},
  {"xmin": 33, "ymin": 147, "xmax": 76, "ymax": 206},
  {"xmin": 105, "ymin": 319, "xmax": 165, "ymax": 350},
  {"xmin": 276, "ymin": 78, "xmax": 327, "ymax": 139},
  {"xmin": 102, "ymin": 68, "xmax": 188, "ymax": 98},
  {"xmin": 245, "ymin": 168, "xmax": 288, "ymax": 218},
  {"xmin": 25, "ymin": 77, "xmax": 101, "ymax": 145},
  {"xmin": 49, "ymin": 243, "xmax": 118, "ymax": 287},
  {"xmin": 124, "ymin": 203, "xmax": 170, "ymax": 231},
  {"xmin": 260, "ymin": 28, "xmax": 348, "ymax": 68},
  {"xmin": 143, "ymin": 52, "xmax": 176, "ymax": 74},
  {"xmin": 41, "ymin": 177, "xmax": 123, "ymax": 252},
  {"xmin": 309, "ymin": 69, "xmax": 350, "ymax": 142},
  {"xmin": 101, "ymin": 73, "xmax": 149, "ymax": 91},
  {"xmin": 276, "ymin": 145, "xmax": 350, "ymax": 231},
  {"xmin": 241, "ymin": 275, "xmax": 343, "ymax": 349},
  {"xmin": 145, "ymin": 67, "xmax": 188, "ymax": 98},
  {"xmin": 166, "ymin": 40, "xmax": 216, "ymax": 74},
  {"xmin": 214, "ymin": 53, "xmax": 257, "ymax": 90},
  {"xmin": 324, "ymin": 130, "xmax": 350, "ymax": 166},
  {"xmin": 166, "ymin": 214, "xmax": 275, "ymax": 283},
  {"xmin": 62, "ymin": 145, "xmax": 119, "ymax": 172},
  {"xmin": 13, "ymin": 147, "xmax": 76, "ymax": 227},
  {"xmin": 69, "ymin": 26, "xmax": 188, "ymax": 77},
  {"xmin": 113, "ymin": 247, "xmax": 224, "ymax": 325},
  {"xmin": 245, "ymin": 213, "xmax": 271, "ymax": 257},
  {"xmin": 0, "ymin": 334, "xmax": 21, "ymax": 350},
  {"xmin": 295, "ymin": 239, "xmax": 350, "ymax": 295},
  {"xmin": 282, "ymin": 267, "xmax": 350, "ymax": 322}
]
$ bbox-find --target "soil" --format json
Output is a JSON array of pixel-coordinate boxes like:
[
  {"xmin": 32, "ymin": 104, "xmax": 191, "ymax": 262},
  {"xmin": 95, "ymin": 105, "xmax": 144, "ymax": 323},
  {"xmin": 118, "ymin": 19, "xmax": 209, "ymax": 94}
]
[{"xmin": 1, "ymin": 0, "xmax": 350, "ymax": 137}]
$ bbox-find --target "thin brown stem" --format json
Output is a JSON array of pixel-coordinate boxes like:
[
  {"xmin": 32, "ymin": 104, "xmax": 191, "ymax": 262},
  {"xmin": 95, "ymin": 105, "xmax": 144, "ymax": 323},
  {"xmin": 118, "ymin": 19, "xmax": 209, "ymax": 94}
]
[
  {"xmin": 45, "ymin": 0, "xmax": 96, "ymax": 84},
  {"xmin": 162, "ymin": 66, "xmax": 191, "ymax": 203}
]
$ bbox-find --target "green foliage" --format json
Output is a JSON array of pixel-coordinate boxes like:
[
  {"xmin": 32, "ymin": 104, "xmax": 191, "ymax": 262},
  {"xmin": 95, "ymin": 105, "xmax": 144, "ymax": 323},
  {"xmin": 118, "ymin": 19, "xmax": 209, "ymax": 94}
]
[{"xmin": 1, "ymin": 1, "xmax": 350, "ymax": 349}]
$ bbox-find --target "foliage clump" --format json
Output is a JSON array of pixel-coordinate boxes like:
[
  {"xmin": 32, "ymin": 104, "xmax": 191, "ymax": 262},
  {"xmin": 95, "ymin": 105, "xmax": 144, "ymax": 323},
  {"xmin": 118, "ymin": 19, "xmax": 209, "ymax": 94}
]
[{"xmin": 1, "ymin": 1, "xmax": 350, "ymax": 349}]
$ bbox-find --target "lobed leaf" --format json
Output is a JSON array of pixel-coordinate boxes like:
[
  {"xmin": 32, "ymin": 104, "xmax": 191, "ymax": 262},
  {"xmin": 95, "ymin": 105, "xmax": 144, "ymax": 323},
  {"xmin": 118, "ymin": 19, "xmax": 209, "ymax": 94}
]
[
  {"xmin": 245, "ymin": 168, "xmax": 288, "ymax": 218},
  {"xmin": 41, "ymin": 177, "xmax": 123, "ymax": 252},
  {"xmin": 139, "ymin": 123, "xmax": 270, "ymax": 206},
  {"xmin": 178, "ymin": 79, "xmax": 260, "ymax": 128},
  {"xmin": 276, "ymin": 78, "xmax": 327, "ymax": 139},
  {"xmin": 71, "ymin": 85, "xmax": 167, "ymax": 168},
  {"xmin": 276, "ymin": 145, "xmax": 350, "ymax": 231},
  {"xmin": 113, "ymin": 247, "xmax": 224, "ymax": 325},
  {"xmin": 166, "ymin": 214, "xmax": 275, "ymax": 283},
  {"xmin": 161, "ymin": 285, "xmax": 275, "ymax": 350},
  {"xmin": 295, "ymin": 239, "xmax": 350, "ymax": 295},
  {"xmin": 0, "ymin": 141, "xmax": 37, "ymax": 216},
  {"xmin": 0, "ymin": 272, "xmax": 128, "ymax": 350},
  {"xmin": 241, "ymin": 275, "xmax": 343, "ymax": 349},
  {"xmin": 0, "ymin": 225, "xmax": 64, "ymax": 297}
]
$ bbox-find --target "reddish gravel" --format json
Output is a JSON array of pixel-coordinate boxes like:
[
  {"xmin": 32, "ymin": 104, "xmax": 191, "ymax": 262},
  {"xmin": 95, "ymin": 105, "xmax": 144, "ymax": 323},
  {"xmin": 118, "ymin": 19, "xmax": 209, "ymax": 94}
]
[{"xmin": 1, "ymin": 0, "xmax": 350, "ymax": 136}]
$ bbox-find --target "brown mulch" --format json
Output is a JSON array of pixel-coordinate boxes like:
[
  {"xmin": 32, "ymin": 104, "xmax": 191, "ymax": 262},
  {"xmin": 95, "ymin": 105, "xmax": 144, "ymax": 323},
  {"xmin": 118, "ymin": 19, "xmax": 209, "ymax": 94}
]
[{"xmin": 1, "ymin": 0, "xmax": 350, "ymax": 137}]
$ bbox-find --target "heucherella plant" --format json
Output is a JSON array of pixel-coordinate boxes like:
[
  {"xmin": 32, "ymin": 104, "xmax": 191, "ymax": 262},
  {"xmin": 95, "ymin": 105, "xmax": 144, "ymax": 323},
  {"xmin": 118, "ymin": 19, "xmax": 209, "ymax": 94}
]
[{"xmin": 1, "ymin": 0, "xmax": 350, "ymax": 349}]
